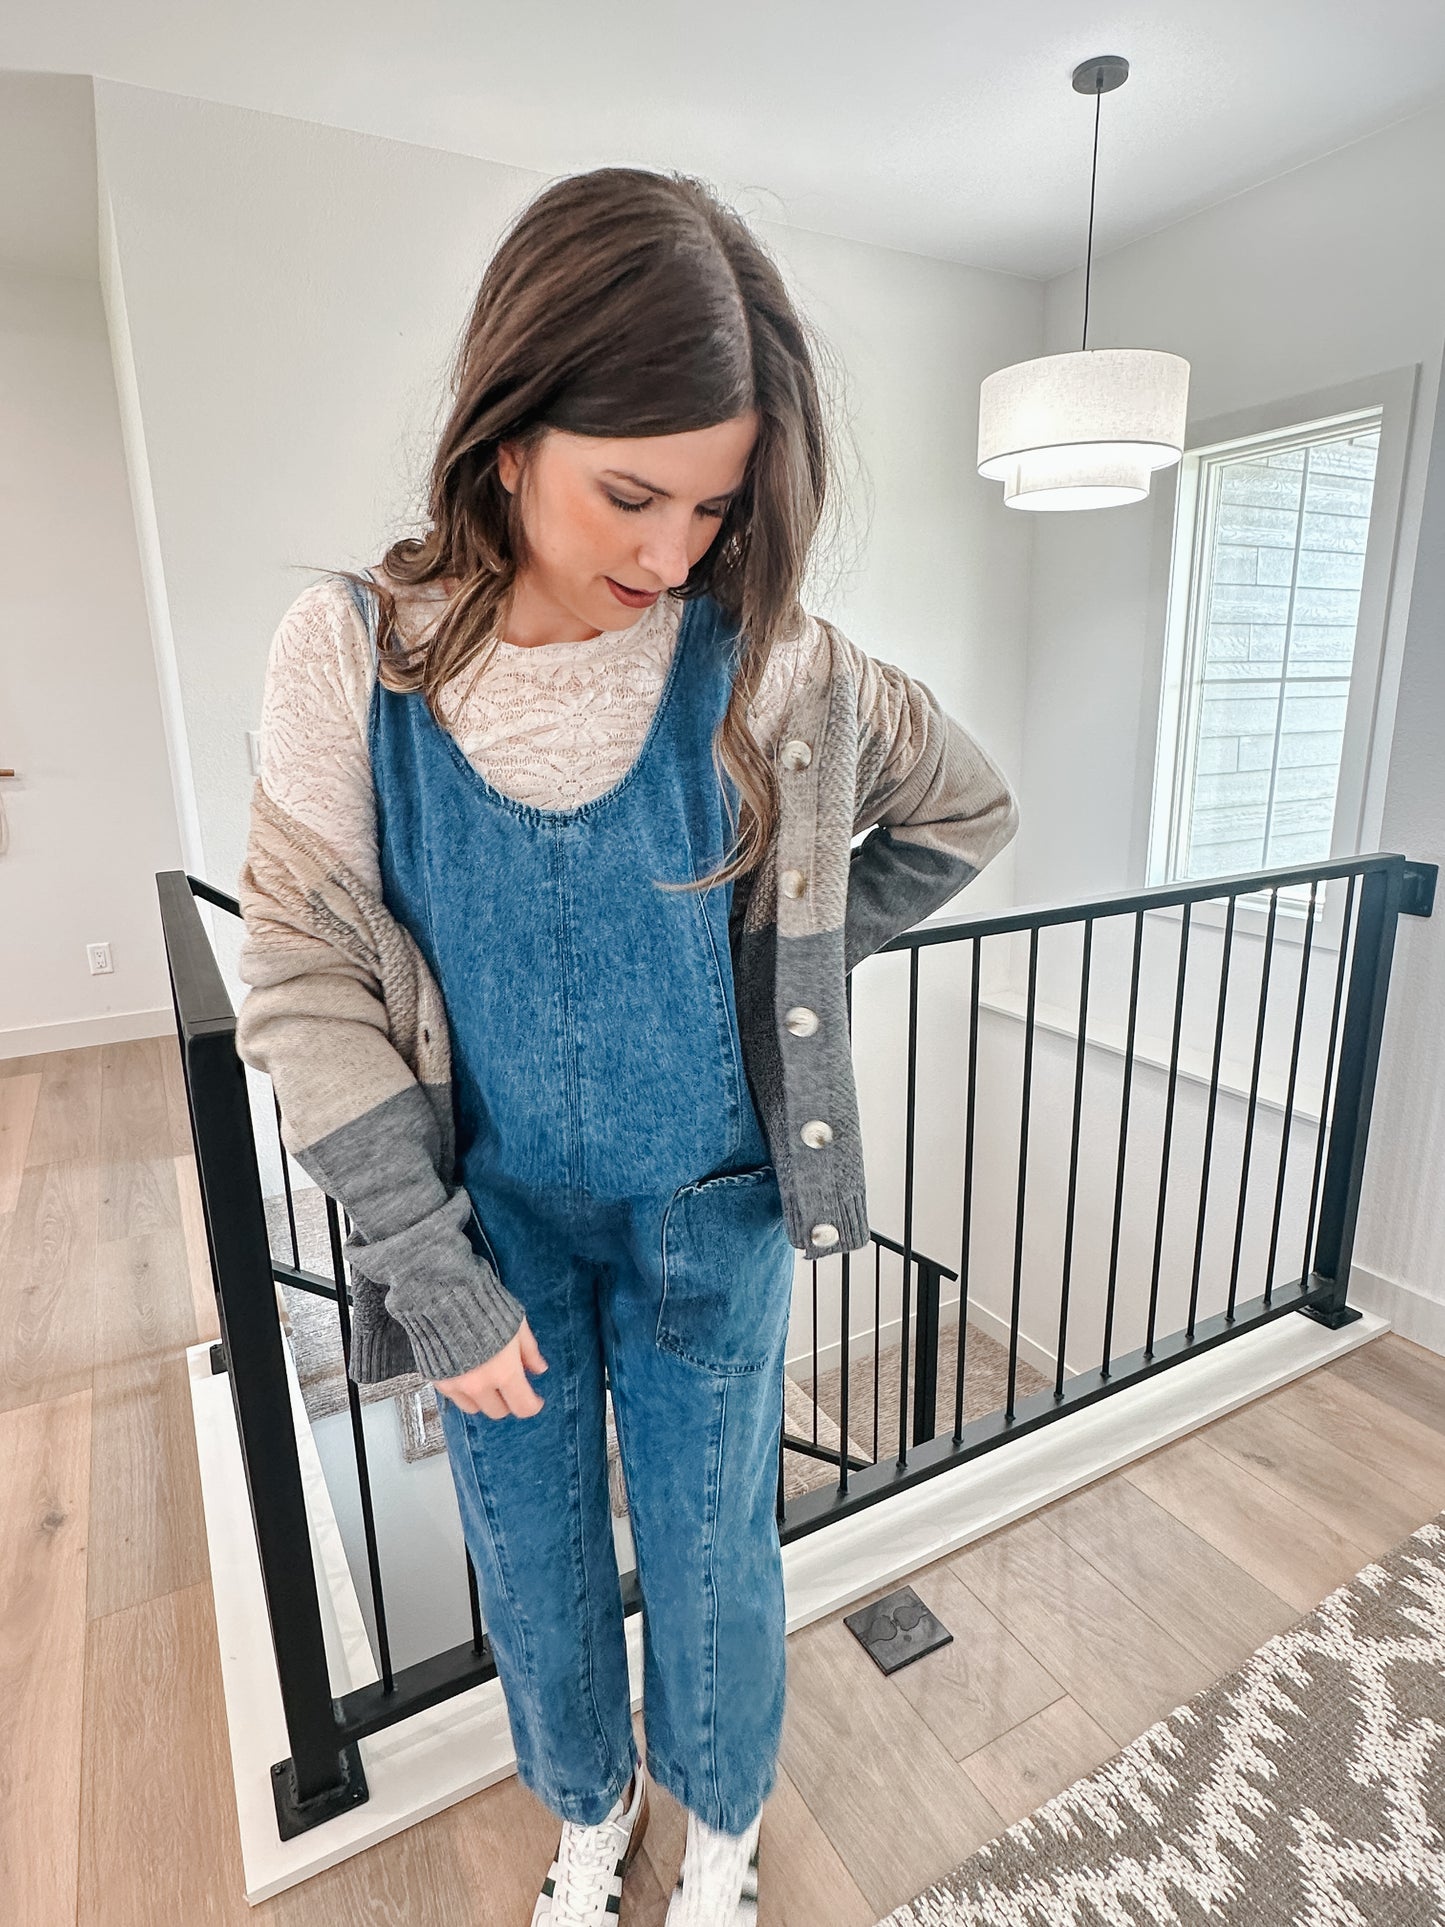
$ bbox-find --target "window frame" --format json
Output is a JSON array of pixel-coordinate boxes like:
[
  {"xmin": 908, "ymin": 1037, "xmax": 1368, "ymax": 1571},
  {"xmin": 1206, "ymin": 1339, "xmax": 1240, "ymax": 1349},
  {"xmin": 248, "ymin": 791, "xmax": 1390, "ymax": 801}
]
[{"xmin": 1139, "ymin": 365, "xmax": 1418, "ymax": 956}]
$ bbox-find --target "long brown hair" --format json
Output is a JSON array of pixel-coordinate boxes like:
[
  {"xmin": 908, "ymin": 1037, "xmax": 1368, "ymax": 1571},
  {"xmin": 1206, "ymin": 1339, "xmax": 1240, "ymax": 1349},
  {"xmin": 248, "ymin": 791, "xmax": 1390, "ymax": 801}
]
[{"xmin": 328, "ymin": 165, "xmax": 850, "ymax": 893}]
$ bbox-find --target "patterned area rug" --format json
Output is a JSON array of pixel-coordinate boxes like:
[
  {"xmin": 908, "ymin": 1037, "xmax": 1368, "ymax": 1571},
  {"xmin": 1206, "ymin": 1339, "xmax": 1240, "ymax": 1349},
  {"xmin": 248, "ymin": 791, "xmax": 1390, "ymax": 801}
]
[{"xmin": 877, "ymin": 1512, "xmax": 1445, "ymax": 1926}]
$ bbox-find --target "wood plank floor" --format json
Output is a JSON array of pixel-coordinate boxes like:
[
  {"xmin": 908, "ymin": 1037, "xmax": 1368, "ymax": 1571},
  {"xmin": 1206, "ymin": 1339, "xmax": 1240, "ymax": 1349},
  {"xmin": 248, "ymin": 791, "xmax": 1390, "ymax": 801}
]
[{"xmin": 4, "ymin": 1036, "xmax": 1443, "ymax": 1925}]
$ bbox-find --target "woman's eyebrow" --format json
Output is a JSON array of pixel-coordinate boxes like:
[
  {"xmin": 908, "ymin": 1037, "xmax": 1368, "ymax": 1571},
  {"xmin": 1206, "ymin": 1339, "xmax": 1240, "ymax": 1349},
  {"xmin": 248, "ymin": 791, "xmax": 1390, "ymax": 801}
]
[{"xmin": 602, "ymin": 468, "xmax": 741, "ymax": 501}]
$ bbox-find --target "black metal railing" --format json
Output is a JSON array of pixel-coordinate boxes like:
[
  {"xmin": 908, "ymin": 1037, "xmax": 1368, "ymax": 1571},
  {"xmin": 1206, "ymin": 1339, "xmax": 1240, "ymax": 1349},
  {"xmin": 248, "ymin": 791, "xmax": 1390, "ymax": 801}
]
[{"xmin": 159, "ymin": 846, "xmax": 1432, "ymax": 1838}]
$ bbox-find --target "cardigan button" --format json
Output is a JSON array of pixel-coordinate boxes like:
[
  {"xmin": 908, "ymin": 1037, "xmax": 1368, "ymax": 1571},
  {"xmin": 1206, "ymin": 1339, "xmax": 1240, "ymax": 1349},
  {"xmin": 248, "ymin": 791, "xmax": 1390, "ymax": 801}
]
[
  {"xmin": 780, "ymin": 737, "xmax": 813, "ymax": 770},
  {"xmin": 784, "ymin": 1005, "xmax": 819, "ymax": 1036},
  {"xmin": 800, "ymin": 1118, "xmax": 834, "ymax": 1149},
  {"xmin": 779, "ymin": 867, "xmax": 807, "ymax": 898},
  {"xmin": 810, "ymin": 1221, "xmax": 840, "ymax": 1246}
]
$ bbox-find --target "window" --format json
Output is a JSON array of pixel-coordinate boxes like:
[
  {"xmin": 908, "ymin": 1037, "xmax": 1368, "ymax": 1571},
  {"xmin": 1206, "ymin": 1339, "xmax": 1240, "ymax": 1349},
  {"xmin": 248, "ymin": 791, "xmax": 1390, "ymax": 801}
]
[{"xmin": 1146, "ymin": 369, "xmax": 1416, "ymax": 945}]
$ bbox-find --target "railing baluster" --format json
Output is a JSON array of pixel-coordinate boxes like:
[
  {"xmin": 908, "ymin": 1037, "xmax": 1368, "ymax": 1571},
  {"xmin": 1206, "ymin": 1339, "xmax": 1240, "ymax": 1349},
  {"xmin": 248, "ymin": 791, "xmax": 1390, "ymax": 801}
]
[
  {"xmin": 1188, "ymin": 893, "xmax": 1237, "ymax": 1339},
  {"xmin": 1101, "ymin": 911, "xmax": 1145, "ymax": 1376},
  {"xmin": 274, "ymin": 1093, "xmax": 301, "ymax": 1270},
  {"xmin": 896, "ymin": 947, "xmax": 920, "ymax": 1463},
  {"xmin": 1146, "ymin": 903, "xmax": 1191, "ymax": 1356},
  {"xmin": 1227, "ymin": 888, "xmax": 1280, "ymax": 1318},
  {"xmin": 1007, "ymin": 927, "xmax": 1039, "ymax": 1421},
  {"xmin": 872, "ymin": 1244, "xmax": 881, "ymax": 1465},
  {"xmin": 811, "ymin": 1257, "xmax": 819, "ymax": 1447},
  {"xmin": 325, "ymin": 1195, "xmax": 396, "ymax": 1694},
  {"xmin": 952, "ymin": 935, "xmax": 981, "ymax": 1440},
  {"xmin": 838, "ymin": 1252, "xmax": 851, "ymax": 1494},
  {"xmin": 1265, "ymin": 881, "xmax": 1319, "ymax": 1305},
  {"xmin": 1055, "ymin": 919, "xmax": 1092, "ymax": 1400},
  {"xmin": 464, "ymin": 1549, "xmax": 487, "ymax": 1657}
]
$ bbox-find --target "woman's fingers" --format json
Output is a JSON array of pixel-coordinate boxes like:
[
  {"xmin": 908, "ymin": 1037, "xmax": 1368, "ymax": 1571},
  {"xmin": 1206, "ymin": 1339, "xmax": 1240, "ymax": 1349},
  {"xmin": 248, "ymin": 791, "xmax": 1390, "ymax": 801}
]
[
  {"xmin": 505, "ymin": 1366, "xmax": 545, "ymax": 1418},
  {"xmin": 517, "ymin": 1316, "xmax": 549, "ymax": 1376}
]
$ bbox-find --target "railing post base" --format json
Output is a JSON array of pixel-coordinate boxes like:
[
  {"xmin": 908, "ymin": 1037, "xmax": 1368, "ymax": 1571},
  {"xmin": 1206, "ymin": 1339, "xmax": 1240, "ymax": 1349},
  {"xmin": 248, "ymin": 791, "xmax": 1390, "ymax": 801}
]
[
  {"xmin": 209, "ymin": 1341, "xmax": 228, "ymax": 1375},
  {"xmin": 1295, "ymin": 1301, "xmax": 1363, "ymax": 1331},
  {"xmin": 271, "ymin": 1740, "xmax": 370, "ymax": 1840}
]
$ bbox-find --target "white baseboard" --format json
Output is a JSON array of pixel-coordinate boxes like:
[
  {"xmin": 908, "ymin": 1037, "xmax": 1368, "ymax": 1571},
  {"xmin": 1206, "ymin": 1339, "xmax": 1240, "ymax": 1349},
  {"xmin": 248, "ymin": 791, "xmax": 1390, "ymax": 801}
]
[
  {"xmin": 191, "ymin": 1304, "xmax": 1389, "ymax": 1903},
  {"xmin": 1345, "ymin": 1264, "xmax": 1445, "ymax": 1357},
  {"xmin": 0, "ymin": 1006, "xmax": 175, "ymax": 1058}
]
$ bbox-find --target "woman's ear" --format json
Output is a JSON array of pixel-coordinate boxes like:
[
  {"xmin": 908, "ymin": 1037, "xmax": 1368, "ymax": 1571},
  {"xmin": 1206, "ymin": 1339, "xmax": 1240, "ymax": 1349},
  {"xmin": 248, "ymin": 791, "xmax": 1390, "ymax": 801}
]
[{"xmin": 496, "ymin": 441, "xmax": 519, "ymax": 494}]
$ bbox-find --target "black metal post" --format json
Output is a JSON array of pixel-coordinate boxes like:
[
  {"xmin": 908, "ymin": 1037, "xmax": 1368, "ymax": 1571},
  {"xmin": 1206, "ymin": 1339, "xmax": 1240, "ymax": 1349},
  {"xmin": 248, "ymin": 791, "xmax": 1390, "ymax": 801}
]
[
  {"xmin": 157, "ymin": 873, "xmax": 369, "ymax": 1838},
  {"xmin": 911, "ymin": 1256, "xmax": 943, "ymax": 1446},
  {"xmin": 1300, "ymin": 859, "xmax": 1405, "ymax": 1328}
]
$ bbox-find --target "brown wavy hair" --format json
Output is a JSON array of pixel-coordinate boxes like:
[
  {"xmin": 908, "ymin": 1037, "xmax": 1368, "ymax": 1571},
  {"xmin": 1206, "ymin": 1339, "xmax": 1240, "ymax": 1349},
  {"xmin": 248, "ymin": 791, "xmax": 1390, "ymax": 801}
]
[{"xmin": 326, "ymin": 164, "xmax": 851, "ymax": 893}]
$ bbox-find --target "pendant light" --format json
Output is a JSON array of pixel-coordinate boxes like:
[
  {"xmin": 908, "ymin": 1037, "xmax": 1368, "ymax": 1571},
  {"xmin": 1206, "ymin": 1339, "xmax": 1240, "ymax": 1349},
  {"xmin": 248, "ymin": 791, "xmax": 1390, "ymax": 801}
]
[{"xmin": 977, "ymin": 56, "xmax": 1190, "ymax": 511}]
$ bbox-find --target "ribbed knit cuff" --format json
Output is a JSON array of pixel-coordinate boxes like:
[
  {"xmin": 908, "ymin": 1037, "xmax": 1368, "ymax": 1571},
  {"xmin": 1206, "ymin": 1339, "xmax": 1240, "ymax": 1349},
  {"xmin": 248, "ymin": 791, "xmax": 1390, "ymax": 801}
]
[{"xmin": 342, "ymin": 1184, "xmax": 526, "ymax": 1381}]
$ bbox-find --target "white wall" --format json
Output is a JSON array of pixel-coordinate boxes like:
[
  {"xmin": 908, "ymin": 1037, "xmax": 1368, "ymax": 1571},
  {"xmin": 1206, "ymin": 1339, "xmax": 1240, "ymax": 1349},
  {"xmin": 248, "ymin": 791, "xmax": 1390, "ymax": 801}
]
[
  {"xmin": 0, "ymin": 259, "xmax": 182, "ymax": 1052},
  {"xmin": 1008, "ymin": 100, "xmax": 1445, "ymax": 1347},
  {"xmin": 90, "ymin": 77, "xmax": 1033, "ymax": 953}
]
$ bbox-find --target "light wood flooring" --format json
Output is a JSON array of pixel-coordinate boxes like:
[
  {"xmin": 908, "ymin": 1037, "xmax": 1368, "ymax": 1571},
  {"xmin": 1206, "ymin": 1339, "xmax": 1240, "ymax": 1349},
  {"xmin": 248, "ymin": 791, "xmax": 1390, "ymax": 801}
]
[{"xmin": 4, "ymin": 1036, "xmax": 1444, "ymax": 1925}]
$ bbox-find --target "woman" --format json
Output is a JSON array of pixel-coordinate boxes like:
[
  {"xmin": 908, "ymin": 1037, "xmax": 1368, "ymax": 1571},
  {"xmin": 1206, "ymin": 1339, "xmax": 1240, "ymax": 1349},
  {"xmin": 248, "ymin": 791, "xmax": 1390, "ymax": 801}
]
[{"xmin": 236, "ymin": 164, "xmax": 1018, "ymax": 1927}]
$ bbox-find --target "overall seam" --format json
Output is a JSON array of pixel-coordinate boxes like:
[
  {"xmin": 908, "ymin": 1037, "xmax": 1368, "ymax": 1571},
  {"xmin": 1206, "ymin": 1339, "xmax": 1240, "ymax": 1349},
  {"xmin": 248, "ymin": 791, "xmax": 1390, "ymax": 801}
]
[
  {"xmin": 560, "ymin": 1278, "xmax": 615, "ymax": 1787},
  {"xmin": 705, "ymin": 1372, "xmax": 728, "ymax": 1824},
  {"xmin": 553, "ymin": 825, "xmax": 584, "ymax": 1192},
  {"xmin": 687, "ymin": 829, "xmax": 747, "ymax": 1169},
  {"xmin": 453, "ymin": 1410, "xmax": 543, "ymax": 1742}
]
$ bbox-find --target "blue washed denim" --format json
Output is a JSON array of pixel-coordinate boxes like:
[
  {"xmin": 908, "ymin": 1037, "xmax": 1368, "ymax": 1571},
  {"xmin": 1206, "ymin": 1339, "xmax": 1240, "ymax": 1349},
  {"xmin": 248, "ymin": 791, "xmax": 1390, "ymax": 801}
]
[{"xmin": 366, "ymin": 587, "xmax": 796, "ymax": 1832}]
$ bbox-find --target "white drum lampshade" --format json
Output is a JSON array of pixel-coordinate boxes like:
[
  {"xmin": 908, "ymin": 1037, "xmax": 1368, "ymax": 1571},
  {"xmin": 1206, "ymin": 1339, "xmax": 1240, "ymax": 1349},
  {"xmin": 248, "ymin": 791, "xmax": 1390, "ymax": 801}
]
[{"xmin": 978, "ymin": 347, "xmax": 1190, "ymax": 510}]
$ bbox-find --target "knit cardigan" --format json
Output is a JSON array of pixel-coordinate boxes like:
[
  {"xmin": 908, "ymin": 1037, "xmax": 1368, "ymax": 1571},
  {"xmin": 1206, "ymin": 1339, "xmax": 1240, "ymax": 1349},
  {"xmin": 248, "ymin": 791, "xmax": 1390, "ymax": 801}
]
[{"xmin": 234, "ymin": 606, "xmax": 1019, "ymax": 1386}]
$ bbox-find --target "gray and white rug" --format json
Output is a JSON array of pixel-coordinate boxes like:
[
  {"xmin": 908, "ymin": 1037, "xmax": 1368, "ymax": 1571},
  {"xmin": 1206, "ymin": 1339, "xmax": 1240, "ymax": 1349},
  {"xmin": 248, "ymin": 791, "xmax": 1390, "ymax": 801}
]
[{"xmin": 878, "ymin": 1512, "xmax": 1445, "ymax": 1926}]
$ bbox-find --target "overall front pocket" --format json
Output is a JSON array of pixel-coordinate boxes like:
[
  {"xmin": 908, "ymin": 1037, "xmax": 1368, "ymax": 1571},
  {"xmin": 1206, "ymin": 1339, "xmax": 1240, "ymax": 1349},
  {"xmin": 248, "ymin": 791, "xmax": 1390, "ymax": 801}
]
[{"xmin": 656, "ymin": 1164, "xmax": 795, "ymax": 1375}]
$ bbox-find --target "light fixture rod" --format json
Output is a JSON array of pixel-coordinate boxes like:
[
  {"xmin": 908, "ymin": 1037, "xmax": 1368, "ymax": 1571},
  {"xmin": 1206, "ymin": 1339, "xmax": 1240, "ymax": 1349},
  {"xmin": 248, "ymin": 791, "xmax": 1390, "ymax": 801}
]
[{"xmin": 1070, "ymin": 56, "xmax": 1130, "ymax": 355}]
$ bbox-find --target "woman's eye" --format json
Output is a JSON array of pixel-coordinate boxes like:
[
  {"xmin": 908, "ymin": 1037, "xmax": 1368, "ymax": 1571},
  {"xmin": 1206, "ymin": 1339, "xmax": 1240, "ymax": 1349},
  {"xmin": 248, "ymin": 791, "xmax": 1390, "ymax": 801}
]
[{"xmin": 604, "ymin": 491, "xmax": 727, "ymax": 521}]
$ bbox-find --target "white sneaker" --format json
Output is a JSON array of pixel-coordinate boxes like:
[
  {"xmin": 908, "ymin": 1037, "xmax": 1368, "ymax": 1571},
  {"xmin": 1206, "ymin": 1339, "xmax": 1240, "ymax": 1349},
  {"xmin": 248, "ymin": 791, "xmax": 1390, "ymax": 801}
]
[
  {"xmin": 531, "ymin": 1764, "xmax": 651, "ymax": 1925},
  {"xmin": 665, "ymin": 1806, "xmax": 761, "ymax": 1926}
]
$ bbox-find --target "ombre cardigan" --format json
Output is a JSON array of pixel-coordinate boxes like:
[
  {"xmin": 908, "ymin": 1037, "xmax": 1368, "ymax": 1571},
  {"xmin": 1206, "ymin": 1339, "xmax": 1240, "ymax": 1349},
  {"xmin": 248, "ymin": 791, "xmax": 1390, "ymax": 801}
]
[{"xmin": 234, "ymin": 607, "xmax": 1019, "ymax": 1385}]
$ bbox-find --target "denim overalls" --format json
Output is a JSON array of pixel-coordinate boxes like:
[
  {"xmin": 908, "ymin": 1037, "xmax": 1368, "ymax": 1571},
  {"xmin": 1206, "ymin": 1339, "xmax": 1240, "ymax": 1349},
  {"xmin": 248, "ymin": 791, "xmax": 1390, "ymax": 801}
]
[{"xmin": 357, "ymin": 576, "xmax": 797, "ymax": 1834}]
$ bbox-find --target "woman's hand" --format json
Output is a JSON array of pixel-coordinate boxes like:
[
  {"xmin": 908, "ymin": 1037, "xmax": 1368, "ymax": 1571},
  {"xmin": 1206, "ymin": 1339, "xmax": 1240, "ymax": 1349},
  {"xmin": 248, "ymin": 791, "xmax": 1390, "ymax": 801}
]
[{"xmin": 434, "ymin": 1316, "xmax": 549, "ymax": 1420}]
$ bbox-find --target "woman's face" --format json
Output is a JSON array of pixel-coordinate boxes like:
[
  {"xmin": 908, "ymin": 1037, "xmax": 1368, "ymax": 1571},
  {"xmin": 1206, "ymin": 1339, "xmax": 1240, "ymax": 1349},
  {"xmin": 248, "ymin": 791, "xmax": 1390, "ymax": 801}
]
[{"xmin": 495, "ymin": 413, "xmax": 758, "ymax": 644}]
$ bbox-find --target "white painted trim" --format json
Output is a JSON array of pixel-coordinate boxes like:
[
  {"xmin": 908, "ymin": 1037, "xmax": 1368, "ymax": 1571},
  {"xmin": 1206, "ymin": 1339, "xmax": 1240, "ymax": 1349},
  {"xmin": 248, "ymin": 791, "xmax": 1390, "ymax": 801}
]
[
  {"xmin": 0, "ymin": 1006, "xmax": 176, "ymax": 1059},
  {"xmin": 1345, "ymin": 1264, "xmax": 1445, "ymax": 1357},
  {"xmin": 191, "ymin": 1305, "xmax": 1388, "ymax": 1901}
]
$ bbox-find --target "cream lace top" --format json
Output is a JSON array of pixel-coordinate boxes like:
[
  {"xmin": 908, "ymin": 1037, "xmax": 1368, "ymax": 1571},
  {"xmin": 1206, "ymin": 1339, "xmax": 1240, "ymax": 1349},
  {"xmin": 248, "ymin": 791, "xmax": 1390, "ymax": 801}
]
[{"xmin": 257, "ymin": 569, "xmax": 825, "ymax": 898}]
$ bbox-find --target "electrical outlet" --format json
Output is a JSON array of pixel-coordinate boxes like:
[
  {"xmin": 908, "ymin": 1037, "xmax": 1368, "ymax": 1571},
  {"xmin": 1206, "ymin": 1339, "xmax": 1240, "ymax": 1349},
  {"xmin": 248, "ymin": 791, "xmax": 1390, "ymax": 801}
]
[{"xmin": 87, "ymin": 942, "xmax": 113, "ymax": 975}]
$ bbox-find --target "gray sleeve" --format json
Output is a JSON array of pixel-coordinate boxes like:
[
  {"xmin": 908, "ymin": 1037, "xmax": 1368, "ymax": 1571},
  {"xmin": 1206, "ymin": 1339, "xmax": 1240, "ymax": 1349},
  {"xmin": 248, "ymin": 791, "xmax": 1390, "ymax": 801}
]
[{"xmin": 290, "ymin": 1081, "xmax": 526, "ymax": 1382}]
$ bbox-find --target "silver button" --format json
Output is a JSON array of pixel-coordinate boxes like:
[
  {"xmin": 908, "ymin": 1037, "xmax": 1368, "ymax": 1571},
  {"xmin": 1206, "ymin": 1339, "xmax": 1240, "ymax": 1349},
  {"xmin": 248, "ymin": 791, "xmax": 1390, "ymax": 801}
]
[
  {"xmin": 800, "ymin": 1118, "xmax": 834, "ymax": 1149},
  {"xmin": 810, "ymin": 1221, "xmax": 840, "ymax": 1246},
  {"xmin": 780, "ymin": 737, "xmax": 813, "ymax": 771},
  {"xmin": 779, "ymin": 867, "xmax": 807, "ymax": 898},
  {"xmin": 784, "ymin": 1005, "xmax": 819, "ymax": 1037}
]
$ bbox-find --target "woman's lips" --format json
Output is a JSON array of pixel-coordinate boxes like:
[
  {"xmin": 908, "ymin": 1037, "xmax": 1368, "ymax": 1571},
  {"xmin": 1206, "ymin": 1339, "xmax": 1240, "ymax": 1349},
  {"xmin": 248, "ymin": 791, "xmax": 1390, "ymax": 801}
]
[{"xmin": 606, "ymin": 576, "xmax": 660, "ymax": 607}]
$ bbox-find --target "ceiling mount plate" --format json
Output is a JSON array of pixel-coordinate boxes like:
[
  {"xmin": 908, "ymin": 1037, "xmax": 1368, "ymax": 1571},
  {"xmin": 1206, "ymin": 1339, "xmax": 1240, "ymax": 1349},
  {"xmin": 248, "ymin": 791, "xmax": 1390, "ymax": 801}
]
[{"xmin": 1072, "ymin": 55, "xmax": 1130, "ymax": 95}]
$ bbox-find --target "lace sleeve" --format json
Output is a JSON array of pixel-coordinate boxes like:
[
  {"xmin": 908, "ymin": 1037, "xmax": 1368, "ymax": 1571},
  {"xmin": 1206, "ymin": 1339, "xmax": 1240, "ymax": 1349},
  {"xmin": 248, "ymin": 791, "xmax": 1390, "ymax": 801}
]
[{"xmin": 258, "ymin": 575, "xmax": 380, "ymax": 896}]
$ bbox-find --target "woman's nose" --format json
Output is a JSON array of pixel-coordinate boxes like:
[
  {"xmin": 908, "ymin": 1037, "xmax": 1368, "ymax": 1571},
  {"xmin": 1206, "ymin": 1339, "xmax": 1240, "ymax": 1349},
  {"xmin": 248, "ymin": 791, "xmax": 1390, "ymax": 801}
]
[{"xmin": 634, "ymin": 523, "xmax": 696, "ymax": 589}]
